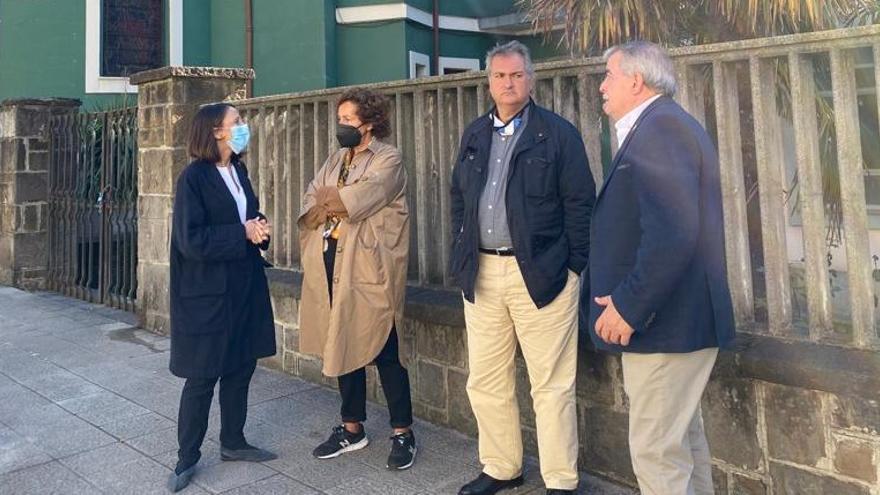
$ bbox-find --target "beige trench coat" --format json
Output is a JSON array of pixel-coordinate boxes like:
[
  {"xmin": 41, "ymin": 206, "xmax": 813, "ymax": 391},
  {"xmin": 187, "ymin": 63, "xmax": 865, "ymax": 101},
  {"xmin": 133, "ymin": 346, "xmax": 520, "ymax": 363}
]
[{"xmin": 298, "ymin": 139, "xmax": 410, "ymax": 377}]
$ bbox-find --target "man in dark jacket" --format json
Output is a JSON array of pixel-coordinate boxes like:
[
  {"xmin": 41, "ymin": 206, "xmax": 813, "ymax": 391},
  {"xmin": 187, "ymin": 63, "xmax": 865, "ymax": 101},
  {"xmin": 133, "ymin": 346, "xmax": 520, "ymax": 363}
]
[
  {"xmin": 449, "ymin": 41, "xmax": 595, "ymax": 495},
  {"xmin": 589, "ymin": 41, "xmax": 735, "ymax": 495}
]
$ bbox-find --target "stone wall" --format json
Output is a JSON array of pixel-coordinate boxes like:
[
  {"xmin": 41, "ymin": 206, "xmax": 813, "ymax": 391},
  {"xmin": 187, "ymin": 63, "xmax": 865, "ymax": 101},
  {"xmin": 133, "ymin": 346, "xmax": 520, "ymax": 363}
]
[
  {"xmin": 0, "ymin": 98, "xmax": 79, "ymax": 290},
  {"xmin": 265, "ymin": 269, "xmax": 880, "ymax": 494}
]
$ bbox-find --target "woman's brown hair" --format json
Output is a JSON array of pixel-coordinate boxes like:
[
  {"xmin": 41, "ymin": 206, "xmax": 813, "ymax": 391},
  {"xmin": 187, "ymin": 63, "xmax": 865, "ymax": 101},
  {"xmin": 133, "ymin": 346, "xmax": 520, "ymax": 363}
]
[
  {"xmin": 188, "ymin": 103, "xmax": 234, "ymax": 162},
  {"xmin": 336, "ymin": 88, "xmax": 392, "ymax": 139}
]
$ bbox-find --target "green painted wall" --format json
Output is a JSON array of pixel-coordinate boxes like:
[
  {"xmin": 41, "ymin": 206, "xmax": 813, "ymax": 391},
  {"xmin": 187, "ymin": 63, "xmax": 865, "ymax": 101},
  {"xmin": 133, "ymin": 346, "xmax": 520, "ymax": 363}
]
[
  {"xmin": 0, "ymin": 0, "xmax": 562, "ymax": 104},
  {"xmin": 336, "ymin": 0, "xmax": 403, "ymax": 6},
  {"xmin": 0, "ymin": 0, "xmax": 118, "ymax": 108},
  {"xmin": 336, "ymin": 0, "xmax": 520, "ymax": 18},
  {"xmin": 210, "ymin": 0, "xmax": 246, "ymax": 68},
  {"xmin": 439, "ymin": 0, "xmax": 521, "ymax": 18},
  {"xmin": 405, "ymin": 21, "xmax": 560, "ymax": 74},
  {"xmin": 252, "ymin": 0, "xmax": 337, "ymax": 94},
  {"xmin": 336, "ymin": 21, "xmax": 408, "ymax": 86},
  {"xmin": 0, "ymin": 0, "xmax": 185, "ymax": 109},
  {"xmin": 183, "ymin": 0, "xmax": 212, "ymax": 66},
  {"xmin": 201, "ymin": 0, "xmax": 337, "ymax": 95}
]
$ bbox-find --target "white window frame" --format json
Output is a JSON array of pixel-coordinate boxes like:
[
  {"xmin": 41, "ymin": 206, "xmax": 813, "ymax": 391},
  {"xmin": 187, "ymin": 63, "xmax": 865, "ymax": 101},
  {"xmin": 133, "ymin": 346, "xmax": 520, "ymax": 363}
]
[
  {"xmin": 85, "ymin": 0, "xmax": 183, "ymax": 94},
  {"xmin": 438, "ymin": 56, "xmax": 480, "ymax": 74},
  {"xmin": 409, "ymin": 51, "xmax": 430, "ymax": 79}
]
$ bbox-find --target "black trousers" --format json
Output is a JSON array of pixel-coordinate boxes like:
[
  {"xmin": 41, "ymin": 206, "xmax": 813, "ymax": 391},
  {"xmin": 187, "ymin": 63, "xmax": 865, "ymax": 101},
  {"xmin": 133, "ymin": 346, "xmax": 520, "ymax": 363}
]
[
  {"xmin": 324, "ymin": 237, "xmax": 413, "ymax": 429},
  {"xmin": 176, "ymin": 359, "xmax": 257, "ymax": 470}
]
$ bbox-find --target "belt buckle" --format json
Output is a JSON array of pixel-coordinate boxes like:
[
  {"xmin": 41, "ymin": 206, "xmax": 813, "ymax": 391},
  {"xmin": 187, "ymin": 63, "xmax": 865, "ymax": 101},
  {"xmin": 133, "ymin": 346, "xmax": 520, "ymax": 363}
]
[{"xmin": 483, "ymin": 247, "xmax": 512, "ymax": 255}]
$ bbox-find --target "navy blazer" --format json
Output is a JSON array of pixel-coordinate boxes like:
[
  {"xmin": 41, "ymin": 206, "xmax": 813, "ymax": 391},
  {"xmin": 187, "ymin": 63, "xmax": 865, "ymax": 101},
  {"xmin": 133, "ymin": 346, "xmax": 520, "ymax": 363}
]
[{"xmin": 588, "ymin": 97, "xmax": 735, "ymax": 353}]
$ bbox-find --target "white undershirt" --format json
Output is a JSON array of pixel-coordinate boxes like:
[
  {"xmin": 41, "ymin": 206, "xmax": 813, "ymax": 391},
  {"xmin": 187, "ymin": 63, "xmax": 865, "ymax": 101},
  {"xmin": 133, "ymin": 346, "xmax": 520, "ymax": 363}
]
[
  {"xmin": 216, "ymin": 165, "xmax": 247, "ymax": 224},
  {"xmin": 614, "ymin": 94, "xmax": 662, "ymax": 147}
]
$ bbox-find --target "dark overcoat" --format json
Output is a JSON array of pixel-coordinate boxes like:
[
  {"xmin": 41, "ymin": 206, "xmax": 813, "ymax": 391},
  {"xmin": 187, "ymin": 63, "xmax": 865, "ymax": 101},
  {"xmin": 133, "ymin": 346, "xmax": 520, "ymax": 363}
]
[{"xmin": 169, "ymin": 158, "xmax": 276, "ymax": 379}]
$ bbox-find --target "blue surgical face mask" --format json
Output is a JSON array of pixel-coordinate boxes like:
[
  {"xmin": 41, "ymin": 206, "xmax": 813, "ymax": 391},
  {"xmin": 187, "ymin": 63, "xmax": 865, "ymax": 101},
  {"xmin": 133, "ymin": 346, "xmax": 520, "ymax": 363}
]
[{"xmin": 227, "ymin": 123, "xmax": 250, "ymax": 154}]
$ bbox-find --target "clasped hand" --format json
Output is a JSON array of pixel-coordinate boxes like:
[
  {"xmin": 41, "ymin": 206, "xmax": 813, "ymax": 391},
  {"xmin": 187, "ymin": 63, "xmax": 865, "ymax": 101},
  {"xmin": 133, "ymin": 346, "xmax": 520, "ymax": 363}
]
[
  {"xmin": 245, "ymin": 218, "xmax": 271, "ymax": 245},
  {"xmin": 302, "ymin": 186, "xmax": 348, "ymax": 230}
]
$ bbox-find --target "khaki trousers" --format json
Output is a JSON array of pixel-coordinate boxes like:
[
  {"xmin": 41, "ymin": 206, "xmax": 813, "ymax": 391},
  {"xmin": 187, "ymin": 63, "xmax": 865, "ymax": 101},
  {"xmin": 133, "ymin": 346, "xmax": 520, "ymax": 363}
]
[
  {"xmin": 463, "ymin": 254, "xmax": 579, "ymax": 490},
  {"xmin": 622, "ymin": 347, "xmax": 718, "ymax": 495}
]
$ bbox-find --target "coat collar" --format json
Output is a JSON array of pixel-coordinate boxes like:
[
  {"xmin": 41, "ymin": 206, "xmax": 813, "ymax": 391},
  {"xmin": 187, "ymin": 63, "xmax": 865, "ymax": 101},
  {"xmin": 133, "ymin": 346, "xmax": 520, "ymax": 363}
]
[
  {"xmin": 473, "ymin": 99, "xmax": 549, "ymax": 154},
  {"xmin": 596, "ymin": 96, "xmax": 672, "ymax": 201}
]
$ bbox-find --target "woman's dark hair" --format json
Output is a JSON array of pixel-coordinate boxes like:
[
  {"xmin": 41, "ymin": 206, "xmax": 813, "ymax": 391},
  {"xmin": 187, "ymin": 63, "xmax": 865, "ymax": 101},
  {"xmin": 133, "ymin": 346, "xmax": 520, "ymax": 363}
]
[
  {"xmin": 336, "ymin": 88, "xmax": 392, "ymax": 139},
  {"xmin": 188, "ymin": 103, "xmax": 234, "ymax": 162}
]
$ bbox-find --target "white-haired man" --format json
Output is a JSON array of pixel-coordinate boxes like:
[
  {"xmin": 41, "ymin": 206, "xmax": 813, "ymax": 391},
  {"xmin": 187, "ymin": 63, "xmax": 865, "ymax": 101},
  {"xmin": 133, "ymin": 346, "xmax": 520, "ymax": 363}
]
[{"xmin": 588, "ymin": 41, "xmax": 735, "ymax": 494}]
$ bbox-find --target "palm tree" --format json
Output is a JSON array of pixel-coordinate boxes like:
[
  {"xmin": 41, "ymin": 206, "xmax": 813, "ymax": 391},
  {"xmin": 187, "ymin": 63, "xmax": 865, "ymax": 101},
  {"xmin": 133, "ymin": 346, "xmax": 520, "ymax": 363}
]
[
  {"xmin": 519, "ymin": 0, "xmax": 878, "ymax": 251},
  {"xmin": 519, "ymin": 0, "xmax": 875, "ymax": 55}
]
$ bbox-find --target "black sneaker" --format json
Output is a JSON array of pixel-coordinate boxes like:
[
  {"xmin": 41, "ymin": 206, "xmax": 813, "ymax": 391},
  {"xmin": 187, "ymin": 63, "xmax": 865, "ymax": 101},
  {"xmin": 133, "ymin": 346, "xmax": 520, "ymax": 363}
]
[
  {"xmin": 312, "ymin": 424, "xmax": 369, "ymax": 459},
  {"xmin": 386, "ymin": 430, "xmax": 417, "ymax": 470}
]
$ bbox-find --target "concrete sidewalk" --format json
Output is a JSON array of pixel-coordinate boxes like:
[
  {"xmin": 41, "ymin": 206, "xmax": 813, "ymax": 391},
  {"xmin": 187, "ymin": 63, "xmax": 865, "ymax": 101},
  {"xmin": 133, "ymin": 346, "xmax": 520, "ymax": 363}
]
[{"xmin": 0, "ymin": 286, "xmax": 634, "ymax": 494}]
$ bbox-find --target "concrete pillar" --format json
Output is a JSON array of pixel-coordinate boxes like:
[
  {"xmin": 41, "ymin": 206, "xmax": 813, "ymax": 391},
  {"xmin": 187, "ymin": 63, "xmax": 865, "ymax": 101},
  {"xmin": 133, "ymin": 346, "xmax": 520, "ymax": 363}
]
[{"xmin": 0, "ymin": 98, "xmax": 80, "ymax": 290}]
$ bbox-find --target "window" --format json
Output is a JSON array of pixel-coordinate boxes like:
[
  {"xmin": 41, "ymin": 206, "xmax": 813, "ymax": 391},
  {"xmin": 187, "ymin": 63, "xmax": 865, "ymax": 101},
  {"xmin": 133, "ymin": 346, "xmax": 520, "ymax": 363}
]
[
  {"xmin": 438, "ymin": 57, "xmax": 480, "ymax": 75},
  {"xmin": 101, "ymin": 0, "xmax": 164, "ymax": 77},
  {"xmin": 409, "ymin": 51, "xmax": 430, "ymax": 79},
  {"xmin": 85, "ymin": 0, "xmax": 183, "ymax": 93}
]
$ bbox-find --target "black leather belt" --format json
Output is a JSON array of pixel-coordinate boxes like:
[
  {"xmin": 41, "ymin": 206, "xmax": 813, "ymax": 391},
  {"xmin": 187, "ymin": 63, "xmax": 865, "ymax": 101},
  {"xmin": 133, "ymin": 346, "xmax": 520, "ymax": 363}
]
[{"xmin": 479, "ymin": 247, "xmax": 515, "ymax": 256}]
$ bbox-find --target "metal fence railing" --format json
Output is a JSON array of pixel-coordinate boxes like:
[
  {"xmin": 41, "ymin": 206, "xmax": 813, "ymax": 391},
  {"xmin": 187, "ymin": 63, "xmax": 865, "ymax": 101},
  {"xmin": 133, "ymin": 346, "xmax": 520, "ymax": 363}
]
[{"xmin": 46, "ymin": 107, "xmax": 138, "ymax": 311}]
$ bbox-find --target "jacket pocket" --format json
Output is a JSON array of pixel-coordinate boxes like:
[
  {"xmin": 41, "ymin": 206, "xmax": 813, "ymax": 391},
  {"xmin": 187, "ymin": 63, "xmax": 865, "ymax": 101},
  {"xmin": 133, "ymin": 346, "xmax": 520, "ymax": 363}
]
[
  {"xmin": 352, "ymin": 223, "xmax": 386, "ymax": 285},
  {"xmin": 525, "ymin": 157, "xmax": 552, "ymax": 197}
]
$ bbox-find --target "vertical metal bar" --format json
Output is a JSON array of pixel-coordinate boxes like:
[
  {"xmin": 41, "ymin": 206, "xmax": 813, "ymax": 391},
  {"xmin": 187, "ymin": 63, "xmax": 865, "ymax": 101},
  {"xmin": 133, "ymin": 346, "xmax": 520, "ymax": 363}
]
[
  {"xmin": 101, "ymin": 112, "xmax": 112, "ymax": 305},
  {"xmin": 749, "ymin": 56, "xmax": 793, "ymax": 335},
  {"xmin": 62, "ymin": 114, "xmax": 73, "ymax": 296},
  {"xmin": 128, "ymin": 109, "xmax": 138, "ymax": 309},
  {"xmin": 100, "ymin": 112, "xmax": 112, "ymax": 306},
  {"xmin": 831, "ymin": 48, "xmax": 875, "ymax": 347},
  {"xmin": 788, "ymin": 52, "xmax": 834, "ymax": 339},
  {"xmin": 713, "ymin": 60, "xmax": 756, "ymax": 329}
]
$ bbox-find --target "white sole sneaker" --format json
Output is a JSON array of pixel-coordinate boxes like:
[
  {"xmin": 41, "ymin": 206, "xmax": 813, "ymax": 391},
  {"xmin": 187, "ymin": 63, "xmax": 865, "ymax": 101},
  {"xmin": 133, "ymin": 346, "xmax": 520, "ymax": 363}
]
[
  {"xmin": 314, "ymin": 436, "xmax": 370, "ymax": 459},
  {"xmin": 387, "ymin": 446, "xmax": 417, "ymax": 470}
]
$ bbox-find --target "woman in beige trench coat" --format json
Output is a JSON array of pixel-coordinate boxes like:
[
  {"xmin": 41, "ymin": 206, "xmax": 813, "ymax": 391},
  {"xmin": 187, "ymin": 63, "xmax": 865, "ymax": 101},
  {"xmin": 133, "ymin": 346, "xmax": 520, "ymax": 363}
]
[{"xmin": 297, "ymin": 88, "xmax": 415, "ymax": 470}]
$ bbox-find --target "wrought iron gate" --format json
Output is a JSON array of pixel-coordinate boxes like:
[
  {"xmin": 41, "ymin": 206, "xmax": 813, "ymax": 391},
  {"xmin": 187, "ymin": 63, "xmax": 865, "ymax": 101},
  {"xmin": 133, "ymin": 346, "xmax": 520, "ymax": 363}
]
[{"xmin": 46, "ymin": 108, "xmax": 138, "ymax": 311}]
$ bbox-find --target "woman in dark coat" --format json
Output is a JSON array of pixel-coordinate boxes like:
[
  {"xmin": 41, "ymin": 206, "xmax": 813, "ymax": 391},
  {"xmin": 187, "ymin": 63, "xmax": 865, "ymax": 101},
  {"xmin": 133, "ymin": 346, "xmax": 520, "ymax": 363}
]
[{"xmin": 167, "ymin": 103, "xmax": 277, "ymax": 492}]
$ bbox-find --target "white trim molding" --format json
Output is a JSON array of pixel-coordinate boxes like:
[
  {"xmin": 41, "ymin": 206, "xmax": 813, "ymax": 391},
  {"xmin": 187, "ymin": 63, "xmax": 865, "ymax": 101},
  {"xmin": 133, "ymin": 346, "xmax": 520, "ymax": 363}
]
[
  {"xmin": 438, "ymin": 56, "xmax": 480, "ymax": 74},
  {"xmin": 408, "ymin": 51, "xmax": 430, "ymax": 79},
  {"xmin": 336, "ymin": 3, "xmax": 481, "ymax": 33},
  {"xmin": 85, "ymin": 0, "xmax": 183, "ymax": 94}
]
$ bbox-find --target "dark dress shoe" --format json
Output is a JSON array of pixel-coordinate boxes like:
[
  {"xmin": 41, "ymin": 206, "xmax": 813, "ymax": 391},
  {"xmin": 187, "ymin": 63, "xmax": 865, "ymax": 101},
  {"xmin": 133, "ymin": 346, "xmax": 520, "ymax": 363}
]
[
  {"xmin": 167, "ymin": 464, "xmax": 196, "ymax": 493},
  {"xmin": 220, "ymin": 444, "xmax": 278, "ymax": 462},
  {"xmin": 546, "ymin": 490, "xmax": 576, "ymax": 494},
  {"xmin": 458, "ymin": 472, "xmax": 524, "ymax": 495}
]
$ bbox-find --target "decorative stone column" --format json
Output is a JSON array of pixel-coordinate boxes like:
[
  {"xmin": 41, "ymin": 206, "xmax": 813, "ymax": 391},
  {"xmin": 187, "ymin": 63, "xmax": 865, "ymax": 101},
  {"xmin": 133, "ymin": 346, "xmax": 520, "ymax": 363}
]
[
  {"xmin": 0, "ymin": 98, "xmax": 80, "ymax": 290},
  {"xmin": 129, "ymin": 67, "xmax": 254, "ymax": 334}
]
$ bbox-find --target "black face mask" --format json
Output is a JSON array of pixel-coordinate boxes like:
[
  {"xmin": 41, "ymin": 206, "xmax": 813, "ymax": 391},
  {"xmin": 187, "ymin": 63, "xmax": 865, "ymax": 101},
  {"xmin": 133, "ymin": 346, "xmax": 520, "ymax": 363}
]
[{"xmin": 336, "ymin": 124, "xmax": 364, "ymax": 148}]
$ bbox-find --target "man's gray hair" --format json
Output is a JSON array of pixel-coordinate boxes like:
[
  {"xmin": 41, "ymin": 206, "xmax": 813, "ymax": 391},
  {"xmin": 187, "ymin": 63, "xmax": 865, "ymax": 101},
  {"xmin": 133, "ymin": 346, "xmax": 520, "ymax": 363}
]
[
  {"xmin": 485, "ymin": 40, "xmax": 534, "ymax": 78},
  {"xmin": 603, "ymin": 41, "xmax": 677, "ymax": 97}
]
